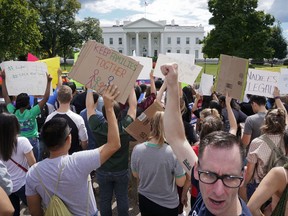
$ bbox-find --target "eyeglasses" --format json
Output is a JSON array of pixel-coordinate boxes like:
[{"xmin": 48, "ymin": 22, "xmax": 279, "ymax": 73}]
[{"xmin": 198, "ymin": 169, "xmax": 244, "ymax": 188}]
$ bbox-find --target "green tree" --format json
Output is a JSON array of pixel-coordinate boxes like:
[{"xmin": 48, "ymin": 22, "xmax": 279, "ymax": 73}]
[
  {"xmin": 0, "ymin": 0, "xmax": 41, "ymax": 61},
  {"xmin": 76, "ymin": 17, "xmax": 103, "ymax": 45},
  {"xmin": 202, "ymin": 0, "xmax": 275, "ymax": 59},
  {"xmin": 267, "ymin": 23, "xmax": 287, "ymax": 61},
  {"xmin": 29, "ymin": 0, "xmax": 81, "ymax": 57}
]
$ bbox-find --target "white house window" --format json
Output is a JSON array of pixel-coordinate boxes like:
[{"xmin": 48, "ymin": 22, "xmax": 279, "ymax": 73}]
[
  {"xmin": 186, "ymin": 50, "xmax": 190, "ymax": 54},
  {"xmin": 167, "ymin": 49, "xmax": 171, "ymax": 53},
  {"xmin": 109, "ymin": 38, "xmax": 113, "ymax": 45},
  {"xmin": 195, "ymin": 37, "xmax": 200, "ymax": 44},
  {"xmin": 132, "ymin": 38, "xmax": 136, "ymax": 45},
  {"xmin": 177, "ymin": 50, "xmax": 180, "ymax": 53},
  {"xmin": 118, "ymin": 38, "xmax": 122, "ymax": 45},
  {"xmin": 186, "ymin": 37, "xmax": 190, "ymax": 44},
  {"xmin": 118, "ymin": 49, "xmax": 123, "ymax": 53},
  {"xmin": 167, "ymin": 37, "xmax": 171, "ymax": 44},
  {"xmin": 195, "ymin": 50, "xmax": 199, "ymax": 58},
  {"xmin": 177, "ymin": 37, "xmax": 181, "ymax": 44}
]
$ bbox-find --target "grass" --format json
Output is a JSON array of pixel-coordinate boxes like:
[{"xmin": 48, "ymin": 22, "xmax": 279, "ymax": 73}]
[
  {"xmin": 60, "ymin": 62, "xmax": 288, "ymax": 85},
  {"xmin": 194, "ymin": 63, "xmax": 288, "ymax": 83}
]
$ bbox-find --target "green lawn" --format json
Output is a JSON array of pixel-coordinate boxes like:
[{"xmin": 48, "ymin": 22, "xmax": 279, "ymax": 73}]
[{"xmin": 194, "ymin": 63, "xmax": 288, "ymax": 83}]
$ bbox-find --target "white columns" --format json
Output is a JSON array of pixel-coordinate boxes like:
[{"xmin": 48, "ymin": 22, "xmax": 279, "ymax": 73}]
[
  {"xmin": 148, "ymin": 32, "xmax": 152, "ymax": 57},
  {"xmin": 136, "ymin": 32, "xmax": 139, "ymax": 56},
  {"xmin": 160, "ymin": 32, "xmax": 164, "ymax": 54}
]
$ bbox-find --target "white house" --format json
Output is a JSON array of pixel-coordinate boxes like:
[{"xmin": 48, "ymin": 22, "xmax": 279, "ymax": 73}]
[{"xmin": 102, "ymin": 18, "xmax": 205, "ymax": 59}]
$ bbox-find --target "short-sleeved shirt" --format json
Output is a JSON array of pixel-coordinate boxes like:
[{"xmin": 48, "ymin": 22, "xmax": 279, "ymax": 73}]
[
  {"xmin": 247, "ymin": 134, "xmax": 285, "ymax": 182},
  {"xmin": 2, "ymin": 137, "xmax": 32, "ymax": 192},
  {"xmin": 45, "ymin": 110, "xmax": 88, "ymax": 154},
  {"xmin": 243, "ymin": 112, "xmax": 266, "ymax": 142},
  {"xmin": 190, "ymin": 194, "xmax": 252, "ymax": 216},
  {"xmin": 26, "ymin": 149, "xmax": 100, "ymax": 216},
  {"xmin": 7, "ymin": 103, "xmax": 40, "ymax": 138},
  {"xmin": 89, "ymin": 114, "xmax": 133, "ymax": 172},
  {"xmin": 131, "ymin": 142, "xmax": 185, "ymax": 208},
  {"xmin": 0, "ymin": 161, "xmax": 13, "ymax": 195}
]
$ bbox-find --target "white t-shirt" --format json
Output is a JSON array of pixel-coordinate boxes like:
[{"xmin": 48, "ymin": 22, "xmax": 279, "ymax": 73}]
[
  {"xmin": 2, "ymin": 136, "xmax": 33, "ymax": 192},
  {"xmin": 26, "ymin": 149, "xmax": 101, "ymax": 216}
]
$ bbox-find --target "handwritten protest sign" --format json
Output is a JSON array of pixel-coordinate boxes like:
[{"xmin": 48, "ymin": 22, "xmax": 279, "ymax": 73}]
[
  {"xmin": 245, "ymin": 69, "xmax": 280, "ymax": 98},
  {"xmin": 39, "ymin": 57, "xmax": 60, "ymax": 89},
  {"xmin": 215, "ymin": 54, "xmax": 248, "ymax": 101},
  {"xmin": 154, "ymin": 54, "xmax": 202, "ymax": 85},
  {"xmin": 130, "ymin": 56, "xmax": 152, "ymax": 80},
  {"xmin": 278, "ymin": 68, "xmax": 288, "ymax": 94},
  {"xmin": 68, "ymin": 40, "xmax": 143, "ymax": 104},
  {"xmin": 0, "ymin": 61, "xmax": 48, "ymax": 95},
  {"xmin": 167, "ymin": 53, "xmax": 195, "ymax": 65},
  {"xmin": 199, "ymin": 73, "xmax": 214, "ymax": 96},
  {"xmin": 125, "ymin": 101, "xmax": 164, "ymax": 142}
]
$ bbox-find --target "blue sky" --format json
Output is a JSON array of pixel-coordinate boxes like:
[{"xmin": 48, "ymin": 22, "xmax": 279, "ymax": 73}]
[{"xmin": 77, "ymin": 0, "xmax": 288, "ymax": 40}]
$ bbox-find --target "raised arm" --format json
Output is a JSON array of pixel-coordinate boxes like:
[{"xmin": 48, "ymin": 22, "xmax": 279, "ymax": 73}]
[
  {"xmin": 0, "ymin": 70, "xmax": 12, "ymax": 105},
  {"xmin": 156, "ymin": 78, "xmax": 167, "ymax": 106},
  {"xmin": 191, "ymin": 92, "xmax": 201, "ymax": 113},
  {"xmin": 161, "ymin": 63, "xmax": 197, "ymax": 175},
  {"xmin": 127, "ymin": 87, "xmax": 137, "ymax": 120},
  {"xmin": 226, "ymin": 93, "xmax": 237, "ymax": 135},
  {"xmin": 273, "ymin": 87, "xmax": 288, "ymax": 124},
  {"xmin": 38, "ymin": 74, "xmax": 52, "ymax": 109},
  {"xmin": 149, "ymin": 69, "xmax": 156, "ymax": 95},
  {"xmin": 57, "ymin": 68, "xmax": 63, "ymax": 88},
  {"xmin": 98, "ymin": 84, "xmax": 120, "ymax": 165},
  {"xmin": 86, "ymin": 89, "xmax": 97, "ymax": 120}
]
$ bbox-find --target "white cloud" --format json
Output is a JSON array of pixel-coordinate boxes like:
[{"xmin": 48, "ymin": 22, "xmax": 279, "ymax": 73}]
[{"xmin": 78, "ymin": 0, "xmax": 287, "ymax": 38}]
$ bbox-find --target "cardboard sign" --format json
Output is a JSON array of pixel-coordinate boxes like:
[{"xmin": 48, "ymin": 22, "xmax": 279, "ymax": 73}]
[
  {"xmin": 199, "ymin": 73, "xmax": 214, "ymax": 96},
  {"xmin": 68, "ymin": 40, "xmax": 143, "ymax": 104},
  {"xmin": 0, "ymin": 61, "xmax": 48, "ymax": 95},
  {"xmin": 215, "ymin": 54, "xmax": 249, "ymax": 101},
  {"xmin": 38, "ymin": 57, "xmax": 60, "ymax": 89},
  {"xmin": 125, "ymin": 101, "xmax": 164, "ymax": 142},
  {"xmin": 154, "ymin": 54, "xmax": 202, "ymax": 85},
  {"xmin": 245, "ymin": 69, "xmax": 280, "ymax": 98},
  {"xmin": 278, "ymin": 68, "xmax": 288, "ymax": 94},
  {"xmin": 167, "ymin": 53, "xmax": 195, "ymax": 65},
  {"xmin": 130, "ymin": 56, "xmax": 152, "ymax": 80}
]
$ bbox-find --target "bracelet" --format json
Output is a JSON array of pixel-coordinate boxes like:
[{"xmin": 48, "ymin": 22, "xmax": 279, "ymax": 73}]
[
  {"xmin": 87, "ymin": 89, "xmax": 94, "ymax": 93},
  {"xmin": 274, "ymin": 96, "xmax": 280, "ymax": 99}
]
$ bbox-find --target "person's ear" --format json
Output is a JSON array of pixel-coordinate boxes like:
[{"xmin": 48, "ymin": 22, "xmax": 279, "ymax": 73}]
[
  {"xmin": 240, "ymin": 166, "xmax": 247, "ymax": 187},
  {"xmin": 194, "ymin": 161, "xmax": 199, "ymax": 180}
]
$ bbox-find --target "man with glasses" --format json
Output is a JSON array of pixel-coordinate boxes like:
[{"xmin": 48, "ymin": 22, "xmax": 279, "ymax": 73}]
[{"xmin": 160, "ymin": 63, "xmax": 252, "ymax": 216}]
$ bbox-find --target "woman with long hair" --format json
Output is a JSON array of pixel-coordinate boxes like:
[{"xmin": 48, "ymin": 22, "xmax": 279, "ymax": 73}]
[
  {"xmin": 131, "ymin": 111, "xmax": 186, "ymax": 216},
  {"xmin": 0, "ymin": 113, "xmax": 36, "ymax": 216},
  {"xmin": 243, "ymin": 108, "xmax": 287, "ymax": 202}
]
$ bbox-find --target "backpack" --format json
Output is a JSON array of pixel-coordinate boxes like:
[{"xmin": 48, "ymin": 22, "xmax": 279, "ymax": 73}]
[
  {"xmin": 35, "ymin": 164, "xmax": 72, "ymax": 216},
  {"xmin": 33, "ymin": 98, "xmax": 51, "ymax": 132},
  {"xmin": 258, "ymin": 134, "xmax": 288, "ymax": 176}
]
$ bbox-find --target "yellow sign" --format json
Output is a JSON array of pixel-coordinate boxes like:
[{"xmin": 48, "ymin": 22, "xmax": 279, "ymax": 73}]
[{"xmin": 38, "ymin": 57, "xmax": 60, "ymax": 89}]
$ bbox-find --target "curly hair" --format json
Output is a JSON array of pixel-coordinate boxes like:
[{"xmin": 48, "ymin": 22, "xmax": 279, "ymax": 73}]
[{"xmin": 261, "ymin": 109, "xmax": 286, "ymax": 134}]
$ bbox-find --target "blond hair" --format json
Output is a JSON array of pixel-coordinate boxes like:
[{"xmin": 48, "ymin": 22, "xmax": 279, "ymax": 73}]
[{"xmin": 148, "ymin": 111, "xmax": 165, "ymax": 144}]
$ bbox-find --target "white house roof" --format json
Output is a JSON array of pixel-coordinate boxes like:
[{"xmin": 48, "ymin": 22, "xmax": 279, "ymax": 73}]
[{"xmin": 123, "ymin": 18, "xmax": 165, "ymax": 30}]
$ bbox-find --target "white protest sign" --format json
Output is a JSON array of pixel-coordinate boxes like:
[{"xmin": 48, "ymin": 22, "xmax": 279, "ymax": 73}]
[
  {"xmin": 245, "ymin": 69, "xmax": 280, "ymax": 98},
  {"xmin": 130, "ymin": 56, "xmax": 152, "ymax": 80},
  {"xmin": 154, "ymin": 54, "xmax": 202, "ymax": 85},
  {"xmin": 0, "ymin": 61, "xmax": 48, "ymax": 95},
  {"xmin": 278, "ymin": 68, "xmax": 288, "ymax": 94},
  {"xmin": 199, "ymin": 73, "xmax": 214, "ymax": 96},
  {"xmin": 167, "ymin": 53, "xmax": 195, "ymax": 65}
]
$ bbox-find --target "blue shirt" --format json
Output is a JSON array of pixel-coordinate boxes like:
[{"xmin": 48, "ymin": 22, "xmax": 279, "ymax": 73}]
[{"xmin": 189, "ymin": 193, "xmax": 252, "ymax": 216}]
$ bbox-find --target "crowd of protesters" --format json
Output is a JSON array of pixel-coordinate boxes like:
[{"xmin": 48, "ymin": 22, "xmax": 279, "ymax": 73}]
[{"xmin": 0, "ymin": 62, "xmax": 288, "ymax": 216}]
